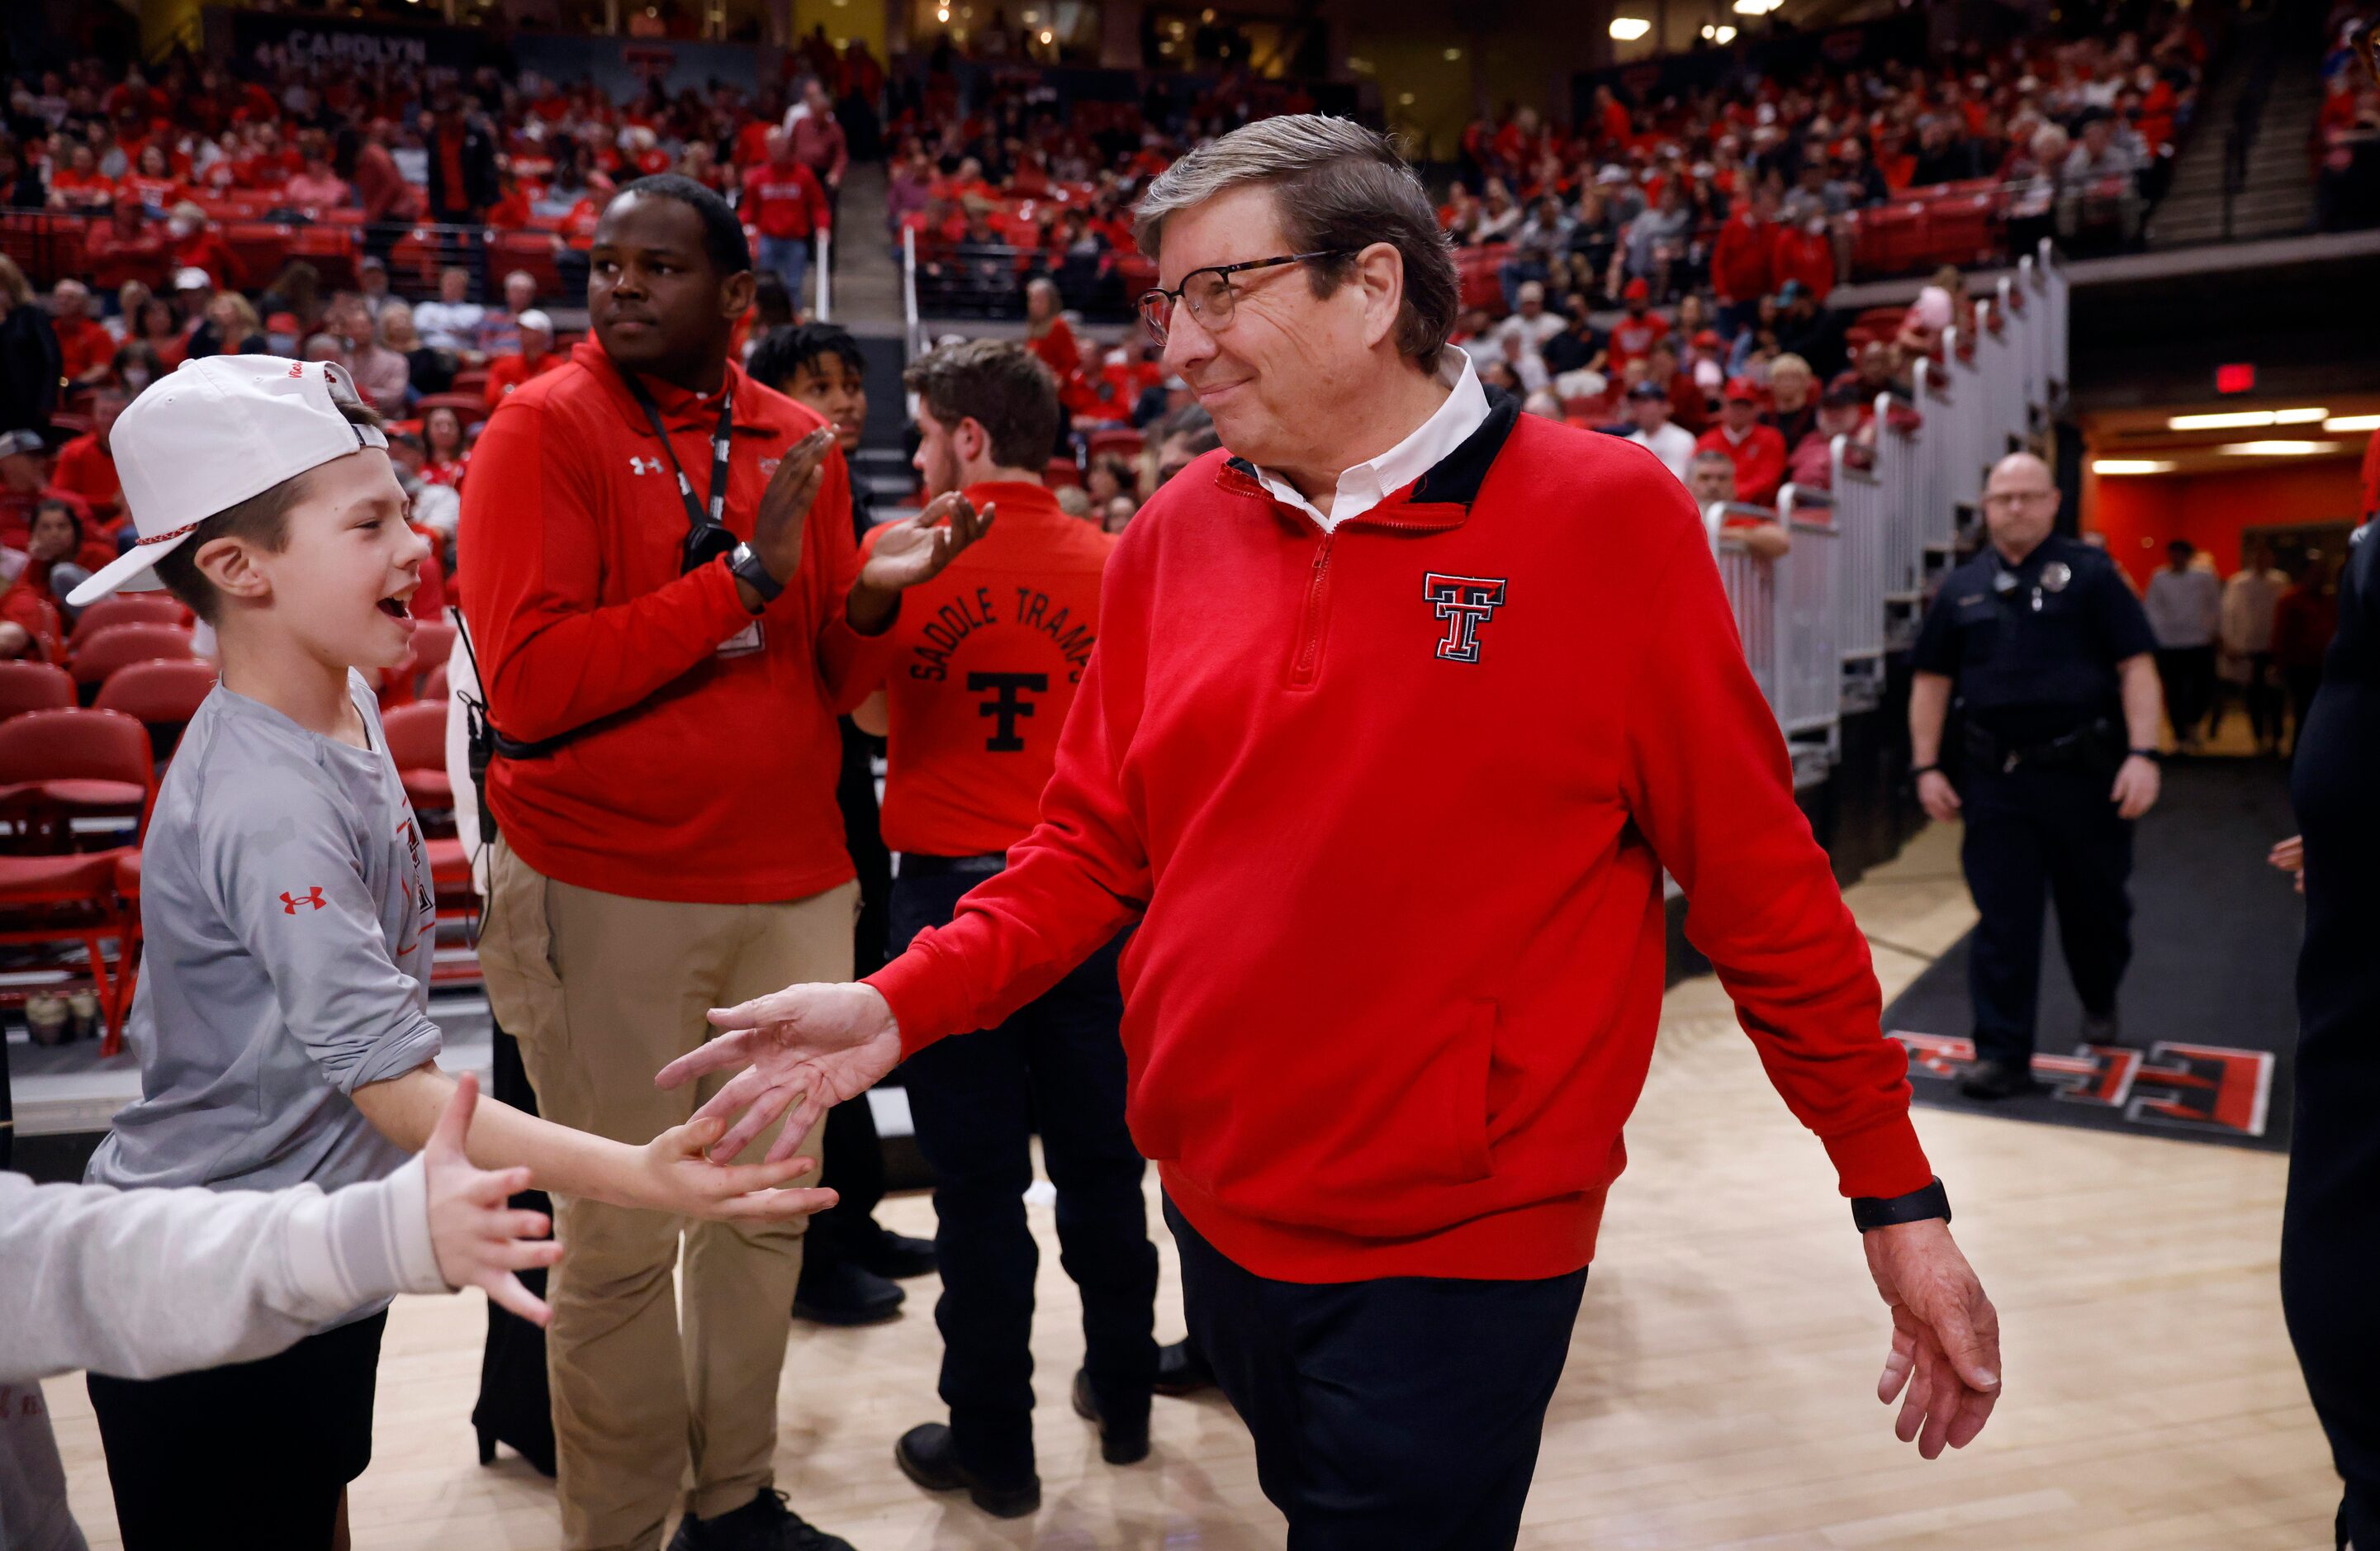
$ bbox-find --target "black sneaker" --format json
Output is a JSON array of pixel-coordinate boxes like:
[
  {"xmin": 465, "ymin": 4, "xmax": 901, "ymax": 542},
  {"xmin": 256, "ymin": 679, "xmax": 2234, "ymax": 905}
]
[
  {"xmin": 2080, "ymin": 1009, "xmax": 2122, "ymax": 1047},
  {"xmin": 849, "ymin": 1226, "xmax": 938, "ymax": 1281},
  {"xmin": 1958, "ymin": 1058, "xmax": 2045, "ymax": 1101},
  {"xmin": 1152, "ymin": 1339, "xmax": 1215, "ymax": 1397},
  {"xmin": 666, "ymin": 1488, "xmax": 854, "ymax": 1551},
  {"xmin": 893, "ymin": 1423, "xmax": 1041, "ymax": 1518},
  {"xmin": 791, "ymin": 1256, "xmax": 904, "ymax": 1327},
  {"xmin": 1070, "ymin": 1368, "xmax": 1150, "ymax": 1465}
]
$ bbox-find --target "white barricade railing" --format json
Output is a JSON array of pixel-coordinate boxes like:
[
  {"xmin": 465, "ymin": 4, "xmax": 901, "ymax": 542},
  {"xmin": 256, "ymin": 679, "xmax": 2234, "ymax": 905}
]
[
  {"xmin": 1705, "ymin": 238, "xmax": 2069, "ymax": 763},
  {"xmin": 1707, "ymin": 500, "xmax": 1780, "ymax": 714},
  {"xmin": 813, "ymin": 225, "xmax": 832, "ymax": 322},
  {"xmin": 2039, "ymin": 237, "xmax": 2068, "ymax": 398},
  {"xmin": 1827, "ymin": 438, "xmax": 1886, "ymax": 668},
  {"xmin": 1774, "ymin": 486, "xmax": 1842, "ymax": 740},
  {"xmin": 902, "ymin": 225, "xmax": 924, "ymax": 358},
  {"xmin": 1874, "ymin": 401, "xmax": 1926, "ymax": 603}
]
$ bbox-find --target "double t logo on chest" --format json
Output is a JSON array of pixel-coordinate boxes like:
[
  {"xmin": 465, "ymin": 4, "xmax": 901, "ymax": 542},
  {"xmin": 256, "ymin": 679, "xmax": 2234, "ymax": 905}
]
[{"xmin": 1424, "ymin": 573, "xmax": 1509, "ymax": 664}]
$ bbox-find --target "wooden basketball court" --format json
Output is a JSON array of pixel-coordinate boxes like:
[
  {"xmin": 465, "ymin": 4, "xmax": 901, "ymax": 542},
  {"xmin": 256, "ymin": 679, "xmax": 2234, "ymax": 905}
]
[{"xmin": 36, "ymin": 822, "xmax": 2340, "ymax": 1549}]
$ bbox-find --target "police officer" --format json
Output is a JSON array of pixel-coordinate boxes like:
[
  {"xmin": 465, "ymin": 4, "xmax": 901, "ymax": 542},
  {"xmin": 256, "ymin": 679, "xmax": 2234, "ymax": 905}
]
[{"xmin": 1908, "ymin": 451, "xmax": 2166, "ymax": 1100}]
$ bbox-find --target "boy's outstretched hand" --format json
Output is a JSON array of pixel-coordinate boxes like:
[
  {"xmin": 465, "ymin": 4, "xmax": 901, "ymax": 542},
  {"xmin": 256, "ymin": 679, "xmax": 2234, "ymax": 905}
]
[
  {"xmin": 630, "ymin": 1112, "xmax": 841, "ymax": 1223},
  {"xmin": 424, "ymin": 1072, "xmax": 563, "ymax": 1325}
]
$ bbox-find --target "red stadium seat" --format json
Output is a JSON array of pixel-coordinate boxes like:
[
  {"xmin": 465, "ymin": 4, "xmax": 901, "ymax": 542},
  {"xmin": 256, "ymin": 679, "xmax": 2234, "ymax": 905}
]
[
  {"xmin": 70, "ymin": 594, "xmax": 192, "ymax": 647},
  {"xmin": 0, "ymin": 847, "xmax": 135, "ymax": 1053},
  {"xmin": 69, "ymin": 623, "xmax": 196, "ymax": 695},
  {"xmin": 1045, "ymin": 456, "xmax": 1083, "ymax": 489},
  {"xmin": 488, "ymin": 230, "xmax": 564, "ymax": 301},
  {"xmin": 0, "ymin": 661, "xmax": 73, "ymax": 724},
  {"xmin": 93, "ymin": 659, "xmax": 219, "ymax": 758},
  {"xmin": 0, "ymin": 706, "xmax": 156, "ymax": 844},
  {"xmin": 380, "ymin": 700, "xmax": 453, "ymax": 813}
]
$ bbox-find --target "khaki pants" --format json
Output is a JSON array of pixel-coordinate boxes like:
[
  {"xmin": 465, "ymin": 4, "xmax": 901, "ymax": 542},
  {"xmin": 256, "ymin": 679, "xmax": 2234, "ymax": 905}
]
[{"xmin": 478, "ymin": 837, "xmax": 855, "ymax": 1551}]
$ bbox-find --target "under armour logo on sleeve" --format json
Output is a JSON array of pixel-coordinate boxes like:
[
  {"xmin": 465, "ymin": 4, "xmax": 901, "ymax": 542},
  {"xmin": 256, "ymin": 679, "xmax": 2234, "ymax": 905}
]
[{"xmin": 280, "ymin": 887, "xmax": 329, "ymax": 914}]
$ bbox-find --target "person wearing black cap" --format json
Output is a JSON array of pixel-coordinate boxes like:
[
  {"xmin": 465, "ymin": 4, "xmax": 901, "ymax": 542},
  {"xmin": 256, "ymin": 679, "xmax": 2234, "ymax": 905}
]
[
  {"xmin": 1624, "ymin": 375, "xmax": 1695, "ymax": 481},
  {"xmin": 1773, "ymin": 279, "xmax": 1847, "ymax": 380},
  {"xmin": 1908, "ymin": 451, "xmax": 2164, "ymax": 1100}
]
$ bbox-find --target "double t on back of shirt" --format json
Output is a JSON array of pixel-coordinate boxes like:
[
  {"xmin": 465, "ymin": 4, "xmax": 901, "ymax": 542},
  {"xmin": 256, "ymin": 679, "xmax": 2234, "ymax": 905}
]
[{"xmin": 862, "ymin": 479, "xmax": 1117, "ymax": 858}]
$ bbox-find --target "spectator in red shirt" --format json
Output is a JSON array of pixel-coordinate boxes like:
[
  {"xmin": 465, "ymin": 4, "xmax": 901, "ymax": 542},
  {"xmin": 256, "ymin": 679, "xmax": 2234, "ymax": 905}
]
[
  {"xmin": 420, "ymin": 404, "xmax": 471, "ymax": 489},
  {"xmin": 13, "ymin": 495, "xmax": 116, "ymax": 609},
  {"xmin": 50, "ymin": 389, "xmax": 126, "ymax": 524},
  {"xmin": 0, "ymin": 429, "xmax": 89, "ymax": 548},
  {"xmin": 1698, "ymin": 376, "xmax": 1790, "ymax": 505},
  {"xmin": 1770, "ymin": 197, "xmax": 1837, "ymax": 303},
  {"xmin": 352, "ymin": 118, "xmax": 423, "ymax": 231},
  {"xmin": 83, "ymin": 201, "xmax": 173, "ymax": 295},
  {"xmin": 165, "ymin": 202, "xmax": 243, "ymax": 292},
  {"xmin": 1022, "ymin": 277, "xmax": 1080, "ymax": 381},
  {"xmin": 46, "ymin": 142, "xmax": 116, "ymax": 211},
  {"xmin": 1785, "ymin": 379, "xmax": 1865, "ymax": 491},
  {"xmin": 789, "ymin": 79, "xmax": 849, "ymax": 208},
  {"xmin": 1709, "ymin": 186, "xmax": 1776, "ymax": 333},
  {"xmin": 481, "ymin": 309, "xmax": 563, "ymax": 413},
  {"xmin": 50, "ymin": 279, "xmax": 116, "ymax": 387},
  {"xmin": 741, "ymin": 130, "xmax": 832, "ymax": 312},
  {"xmin": 121, "ymin": 142, "xmax": 181, "ymax": 211},
  {"xmin": 283, "ymin": 138, "xmax": 352, "ymax": 210},
  {"xmin": 1604, "ymin": 277, "xmax": 1671, "ymax": 374}
]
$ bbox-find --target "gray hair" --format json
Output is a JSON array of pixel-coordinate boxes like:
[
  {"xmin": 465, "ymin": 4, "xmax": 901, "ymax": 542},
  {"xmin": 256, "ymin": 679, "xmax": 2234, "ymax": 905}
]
[{"xmin": 1133, "ymin": 115, "xmax": 1459, "ymax": 375}]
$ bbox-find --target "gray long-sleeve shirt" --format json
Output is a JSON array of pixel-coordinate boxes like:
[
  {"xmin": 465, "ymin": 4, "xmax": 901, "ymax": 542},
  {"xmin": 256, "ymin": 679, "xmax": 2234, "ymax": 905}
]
[{"xmin": 88, "ymin": 671, "xmax": 442, "ymax": 1199}]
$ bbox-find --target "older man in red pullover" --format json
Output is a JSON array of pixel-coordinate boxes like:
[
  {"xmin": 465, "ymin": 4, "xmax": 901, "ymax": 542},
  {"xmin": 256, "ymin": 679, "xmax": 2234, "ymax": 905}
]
[
  {"xmin": 461, "ymin": 175, "xmax": 986, "ymax": 1551},
  {"xmin": 669, "ymin": 120, "xmax": 2002, "ymax": 1551}
]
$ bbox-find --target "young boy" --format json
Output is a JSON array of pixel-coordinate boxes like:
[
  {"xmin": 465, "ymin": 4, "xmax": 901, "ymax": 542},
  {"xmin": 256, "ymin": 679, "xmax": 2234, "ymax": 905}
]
[{"xmin": 66, "ymin": 356, "xmax": 837, "ymax": 1551}]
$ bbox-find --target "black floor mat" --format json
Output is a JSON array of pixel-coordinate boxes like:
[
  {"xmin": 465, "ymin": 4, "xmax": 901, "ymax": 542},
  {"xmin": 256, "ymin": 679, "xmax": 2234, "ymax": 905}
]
[{"xmin": 1880, "ymin": 757, "xmax": 2302, "ymax": 1152}]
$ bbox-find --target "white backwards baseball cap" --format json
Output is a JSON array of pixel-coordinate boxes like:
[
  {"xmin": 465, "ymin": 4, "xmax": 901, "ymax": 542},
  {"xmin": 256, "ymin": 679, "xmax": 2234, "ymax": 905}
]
[{"xmin": 68, "ymin": 355, "xmax": 389, "ymax": 608}]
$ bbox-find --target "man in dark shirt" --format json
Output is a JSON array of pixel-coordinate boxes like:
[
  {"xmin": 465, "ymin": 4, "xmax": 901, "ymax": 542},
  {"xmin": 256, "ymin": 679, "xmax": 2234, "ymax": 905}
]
[
  {"xmin": 1774, "ymin": 280, "xmax": 1848, "ymax": 380},
  {"xmin": 1908, "ymin": 116, "xmax": 1984, "ymax": 187},
  {"xmin": 1908, "ymin": 452, "xmax": 2164, "ymax": 1098},
  {"xmin": 1541, "ymin": 300, "xmax": 1605, "ymax": 383}
]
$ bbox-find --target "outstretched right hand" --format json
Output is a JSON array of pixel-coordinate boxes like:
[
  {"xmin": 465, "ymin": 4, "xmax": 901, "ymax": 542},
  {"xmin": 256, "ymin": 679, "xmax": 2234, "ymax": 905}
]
[{"xmin": 655, "ymin": 982, "xmax": 903, "ymax": 1164}]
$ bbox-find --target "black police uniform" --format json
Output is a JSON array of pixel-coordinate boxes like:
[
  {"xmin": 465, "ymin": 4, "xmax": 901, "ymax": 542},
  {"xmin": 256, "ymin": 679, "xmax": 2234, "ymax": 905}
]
[{"xmin": 1911, "ymin": 534, "xmax": 2159, "ymax": 1072}]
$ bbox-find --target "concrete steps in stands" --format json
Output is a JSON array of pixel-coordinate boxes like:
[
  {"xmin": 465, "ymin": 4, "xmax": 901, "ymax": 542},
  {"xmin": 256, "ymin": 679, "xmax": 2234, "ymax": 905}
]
[
  {"xmin": 827, "ymin": 159, "xmax": 905, "ymax": 326},
  {"xmin": 2147, "ymin": 54, "xmax": 2322, "ymax": 249}
]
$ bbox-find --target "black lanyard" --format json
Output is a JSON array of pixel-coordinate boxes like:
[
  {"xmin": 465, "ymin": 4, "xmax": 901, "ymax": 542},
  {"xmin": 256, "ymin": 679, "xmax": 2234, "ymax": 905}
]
[{"xmin": 624, "ymin": 372, "xmax": 738, "ymax": 573}]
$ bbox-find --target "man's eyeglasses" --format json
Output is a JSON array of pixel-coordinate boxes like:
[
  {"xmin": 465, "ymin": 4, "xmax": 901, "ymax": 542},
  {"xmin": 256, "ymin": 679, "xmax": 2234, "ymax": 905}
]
[{"xmin": 1135, "ymin": 250, "xmax": 1352, "ymax": 346}]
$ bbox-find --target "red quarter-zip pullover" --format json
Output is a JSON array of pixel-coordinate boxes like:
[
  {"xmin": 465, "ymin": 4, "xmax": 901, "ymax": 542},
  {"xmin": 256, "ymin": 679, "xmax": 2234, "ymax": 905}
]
[
  {"xmin": 458, "ymin": 339, "xmax": 889, "ymax": 904},
  {"xmin": 866, "ymin": 401, "xmax": 1931, "ymax": 1283}
]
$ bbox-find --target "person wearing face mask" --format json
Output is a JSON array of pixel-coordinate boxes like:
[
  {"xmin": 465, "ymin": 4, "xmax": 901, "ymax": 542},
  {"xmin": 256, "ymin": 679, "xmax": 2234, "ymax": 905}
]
[{"xmin": 164, "ymin": 202, "xmax": 242, "ymax": 292}]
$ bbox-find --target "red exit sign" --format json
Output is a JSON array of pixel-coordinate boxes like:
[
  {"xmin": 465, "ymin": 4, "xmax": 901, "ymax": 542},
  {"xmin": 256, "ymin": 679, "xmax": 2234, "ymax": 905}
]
[{"xmin": 2216, "ymin": 363, "xmax": 2257, "ymax": 394}]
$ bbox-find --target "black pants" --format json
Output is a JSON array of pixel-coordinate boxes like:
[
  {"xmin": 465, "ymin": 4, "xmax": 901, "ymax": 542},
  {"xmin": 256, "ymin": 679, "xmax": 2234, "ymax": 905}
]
[
  {"xmin": 1960, "ymin": 762, "xmax": 2134, "ymax": 1067},
  {"xmin": 893, "ymin": 864, "xmax": 1157, "ymax": 1482},
  {"xmin": 2155, "ymin": 644, "xmax": 2217, "ymax": 741},
  {"xmin": 1169, "ymin": 1200, "xmax": 1588, "ymax": 1550},
  {"xmin": 2235, "ymin": 650, "xmax": 2282, "ymax": 745},
  {"xmin": 88, "ymin": 1307, "xmax": 387, "ymax": 1550}
]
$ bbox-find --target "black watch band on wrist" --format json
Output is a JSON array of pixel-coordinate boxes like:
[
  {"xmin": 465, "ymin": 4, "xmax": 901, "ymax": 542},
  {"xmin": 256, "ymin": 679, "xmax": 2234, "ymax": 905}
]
[
  {"xmin": 1910, "ymin": 763, "xmax": 1941, "ymax": 779},
  {"xmin": 728, "ymin": 542, "xmax": 785, "ymax": 605},
  {"xmin": 1851, "ymin": 1178, "xmax": 1951, "ymax": 1233},
  {"xmin": 2127, "ymin": 747, "xmax": 2163, "ymax": 763}
]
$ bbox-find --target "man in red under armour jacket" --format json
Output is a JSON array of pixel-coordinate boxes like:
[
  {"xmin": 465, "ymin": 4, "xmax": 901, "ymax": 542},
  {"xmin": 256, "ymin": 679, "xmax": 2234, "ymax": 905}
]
[{"xmin": 663, "ymin": 118, "xmax": 2003, "ymax": 1551}]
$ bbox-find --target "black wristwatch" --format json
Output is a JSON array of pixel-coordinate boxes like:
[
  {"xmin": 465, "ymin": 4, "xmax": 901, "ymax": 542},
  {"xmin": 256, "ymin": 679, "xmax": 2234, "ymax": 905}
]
[
  {"xmin": 2126, "ymin": 747, "xmax": 2163, "ymax": 763},
  {"xmin": 1851, "ymin": 1178, "xmax": 1951, "ymax": 1233},
  {"xmin": 1909, "ymin": 763, "xmax": 1941, "ymax": 779},
  {"xmin": 728, "ymin": 542, "xmax": 785, "ymax": 606}
]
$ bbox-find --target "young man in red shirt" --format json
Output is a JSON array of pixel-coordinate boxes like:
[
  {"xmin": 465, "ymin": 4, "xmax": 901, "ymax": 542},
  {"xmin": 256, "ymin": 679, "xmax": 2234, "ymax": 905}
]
[
  {"xmin": 480, "ymin": 309, "xmax": 564, "ymax": 413},
  {"xmin": 459, "ymin": 175, "xmax": 989, "ymax": 1551},
  {"xmin": 1697, "ymin": 376, "xmax": 1790, "ymax": 507},
  {"xmin": 676, "ymin": 120, "xmax": 2003, "ymax": 1550},
  {"xmin": 50, "ymin": 279, "xmax": 117, "ymax": 388},
  {"xmin": 858, "ymin": 340, "xmax": 1154, "ymax": 1519},
  {"xmin": 739, "ymin": 130, "xmax": 830, "ymax": 320},
  {"xmin": 51, "ymin": 388, "xmax": 127, "ymax": 525}
]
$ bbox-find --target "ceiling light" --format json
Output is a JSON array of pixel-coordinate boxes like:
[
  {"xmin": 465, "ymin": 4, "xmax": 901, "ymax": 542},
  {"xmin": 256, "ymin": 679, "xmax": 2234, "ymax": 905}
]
[
  {"xmin": 2168, "ymin": 407, "xmax": 2327, "ymax": 430},
  {"xmin": 2092, "ymin": 459, "xmax": 2174, "ymax": 475},
  {"xmin": 1398, "ymin": 92, "xmax": 1415, "ymax": 105},
  {"xmin": 1444, "ymin": 47, "xmax": 1463, "ymax": 61},
  {"xmin": 2216, "ymin": 440, "xmax": 2343, "ymax": 456},
  {"xmin": 1039, "ymin": 29, "xmax": 1053, "ymax": 42},
  {"xmin": 1610, "ymin": 17, "xmax": 1652, "ymax": 39},
  {"xmin": 2323, "ymin": 413, "xmax": 2380, "ymax": 433},
  {"xmin": 1716, "ymin": 24, "xmax": 1738, "ymax": 40},
  {"xmin": 1733, "ymin": 0, "xmax": 1778, "ymax": 13},
  {"xmin": 1701, "ymin": 24, "xmax": 1714, "ymax": 37}
]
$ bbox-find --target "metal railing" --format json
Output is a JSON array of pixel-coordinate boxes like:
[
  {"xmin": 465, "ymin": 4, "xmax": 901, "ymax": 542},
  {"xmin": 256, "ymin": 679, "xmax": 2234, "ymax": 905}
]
[
  {"xmin": 813, "ymin": 224, "xmax": 832, "ymax": 323},
  {"xmin": 902, "ymin": 225, "xmax": 926, "ymax": 358},
  {"xmin": 1704, "ymin": 239, "xmax": 2069, "ymax": 772}
]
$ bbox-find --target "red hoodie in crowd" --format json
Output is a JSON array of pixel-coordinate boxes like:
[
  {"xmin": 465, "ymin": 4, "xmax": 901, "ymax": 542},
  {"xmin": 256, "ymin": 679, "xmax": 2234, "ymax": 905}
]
[{"xmin": 865, "ymin": 401, "xmax": 1931, "ymax": 1284}]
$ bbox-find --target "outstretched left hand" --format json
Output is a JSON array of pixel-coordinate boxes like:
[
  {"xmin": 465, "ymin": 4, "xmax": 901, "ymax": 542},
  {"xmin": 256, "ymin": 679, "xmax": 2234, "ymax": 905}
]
[
  {"xmin": 859, "ymin": 490, "xmax": 996, "ymax": 595},
  {"xmin": 1865, "ymin": 1217, "xmax": 2002, "ymax": 1459}
]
